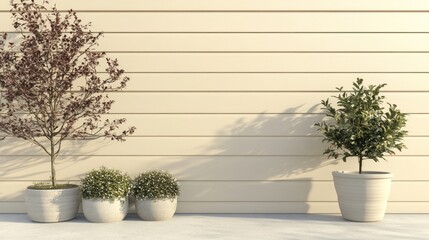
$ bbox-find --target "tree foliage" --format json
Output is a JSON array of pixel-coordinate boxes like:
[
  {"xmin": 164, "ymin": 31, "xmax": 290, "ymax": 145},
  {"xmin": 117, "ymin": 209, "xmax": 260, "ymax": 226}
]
[
  {"xmin": 0, "ymin": 0, "xmax": 135, "ymax": 187},
  {"xmin": 315, "ymin": 78, "xmax": 407, "ymax": 174}
]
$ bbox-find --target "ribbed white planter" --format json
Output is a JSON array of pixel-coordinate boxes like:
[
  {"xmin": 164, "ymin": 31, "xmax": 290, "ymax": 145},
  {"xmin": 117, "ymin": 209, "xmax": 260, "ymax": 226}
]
[
  {"xmin": 25, "ymin": 186, "xmax": 80, "ymax": 223},
  {"xmin": 136, "ymin": 198, "xmax": 177, "ymax": 221},
  {"xmin": 82, "ymin": 198, "xmax": 128, "ymax": 223},
  {"xmin": 332, "ymin": 171, "xmax": 393, "ymax": 222}
]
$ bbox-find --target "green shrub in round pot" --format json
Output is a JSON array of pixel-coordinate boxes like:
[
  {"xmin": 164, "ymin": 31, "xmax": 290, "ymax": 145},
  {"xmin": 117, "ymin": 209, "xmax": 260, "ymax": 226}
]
[
  {"xmin": 81, "ymin": 167, "xmax": 132, "ymax": 223},
  {"xmin": 316, "ymin": 78, "xmax": 407, "ymax": 222},
  {"xmin": 133, "ymin": 170, "xmax": 180, "ymax": 221}
]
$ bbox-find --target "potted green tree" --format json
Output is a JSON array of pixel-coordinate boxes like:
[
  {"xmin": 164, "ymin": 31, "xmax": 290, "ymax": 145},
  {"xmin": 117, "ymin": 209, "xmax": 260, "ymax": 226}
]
[
  {"xmin": 0, "ymin": 1, "xmax": 135, "ymax": 222},
  {"xmin": 316, "ymin": 78, "xmax": 407, "ymax": 222},
  {"xmin": 81, "ymin": 167, "xmax": 132, "ymax": 223},
  {"xmin": 133, "ymin": 170, "xmax": 180, "ymax": 221}
]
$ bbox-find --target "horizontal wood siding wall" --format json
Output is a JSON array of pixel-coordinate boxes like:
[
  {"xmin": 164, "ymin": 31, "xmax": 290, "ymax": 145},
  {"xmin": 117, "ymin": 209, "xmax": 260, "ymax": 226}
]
[{"xmin": 0, "ymin": 0, "xmax": 428, "ymax": 213}]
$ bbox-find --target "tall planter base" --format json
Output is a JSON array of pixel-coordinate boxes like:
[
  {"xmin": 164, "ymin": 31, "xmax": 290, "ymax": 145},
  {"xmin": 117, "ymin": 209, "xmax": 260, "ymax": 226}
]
[{"xmin": 332, "ymin": 171, "xmax": 393, "ymax": 222}]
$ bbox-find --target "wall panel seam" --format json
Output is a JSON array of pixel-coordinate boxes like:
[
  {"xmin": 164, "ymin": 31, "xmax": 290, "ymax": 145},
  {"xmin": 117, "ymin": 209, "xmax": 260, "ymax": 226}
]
[
  {"xmin": 1, "ymin": 180, "xmax": 427, "ymax": 182},
  {"xmin": 1, "ymin": 200, "xmax": 428, "ymax": 203},
  {"xmin": 0, "ymin": 155, "xmax": 423, "ymax": 157},
  {"xmin": 7, "ymin": 32, "xmax": 429, "ymax": 34},
  {"xmin": 5, "ymin": 10, "xmax": 429, "ymax": 13}
]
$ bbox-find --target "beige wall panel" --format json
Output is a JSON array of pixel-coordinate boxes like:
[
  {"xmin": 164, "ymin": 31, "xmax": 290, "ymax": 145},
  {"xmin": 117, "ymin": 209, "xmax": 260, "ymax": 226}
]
[
  {"xmin": 1, "ymin": 156, "xmax": 426, "ymax": 181},
  {"xmin": 86, "ymin": 114, "xmax": 429, "ymax": 136},
  {"xmin": 92, "ymin": 33, "xmax": 429, "ymax": 52},
  {"xmin": 3, "ymin": 13, "xmax": 429, "ymax": 32},
  {"xmin": 405, "ymin": 115, "xmax": 429, "ymax": 136},
  {"xmin": 1, "ymin": 52, "xmax": 429, "ymax": 73},
  {"xmin": 0, "ymin": 136, "xmax": 329, "ymax": 156},
  {"xmin": 385, "ymin": 202, "xmax": 429, "ymax": 214},
  {"xmin": 123, "ymin": 73, "xmax": 429, "ymax": 91},
  {"xmin": 119, "ymin": 114, "xmax": 429, "ymax": 137},
  {"xmin": 3, "ymin": 201, "xmax": 429, "ymax": 214},
  {"xmin": 6, "ymin": 33, "xmax": 429, "ymax": 52},
  {"xmin": 179, "ymin": 181, "xmax": 429, "ymax": 202},
  {"xmin": 1, "ymin": 181, "xmax": 428, "ymax": 202},
  {"xmin": 0, "ymin": 201, "xmax": 339, "ymax": 214},
  {"xmin": 181, "ymin": 202, "xmax": 429, "ymax": 214},
  {"xmin": 85, "ymin": 53, "xmax": 429, "ymax": 72},
  {"xmin": 0, "ymin": 136, "xmax": 424, "ymax": 156},
  {"xmin": 105, "ymin": 92, "xmax": 425, "ymax": 114},
  {"xmin": 0, "ymin": 114, "xmax": 424, "ymax": 137},
  {"xmin": 131, "ymin": 113, "xmax": 428, "ymax": 137},
  {"xmin": 113, "ymin": 113, "xmax": 324, "ymax": 136},
  {"xmin": 3, "ymin": 0, "xmax": 429, "ymax": 11},
  {"xmin": 0, "ymin": 113, "xmax": 424, "ymax": 137}
]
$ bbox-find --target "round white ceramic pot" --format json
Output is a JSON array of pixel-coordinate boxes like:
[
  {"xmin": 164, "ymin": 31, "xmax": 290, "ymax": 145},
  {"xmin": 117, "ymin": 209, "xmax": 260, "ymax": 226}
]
[
  {"xmin": 82, "ymin": 198, "xmax": 129, "ymax": 223},
  {"xmin": 332, "ymin": 171, "xmax": 393, "ymax": 222},
  {"xmin": 25, "ymin": 186, "xmax": 80, "ymax": 223},
  {"xmin": 135, "ymin": 198, "xmax": 177, "ymax": 221}
]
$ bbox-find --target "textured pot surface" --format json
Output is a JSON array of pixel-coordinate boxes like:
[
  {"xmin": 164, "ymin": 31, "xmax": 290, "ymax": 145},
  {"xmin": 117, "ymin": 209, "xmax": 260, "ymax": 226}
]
[
  {"xmin": 82, "ymin": 198, "xmax": 129, "ymax": 223},
  {"xmin": 136, "ymin": 198, "xmax": 177, "ymax": 221},
  {"xmin": 25, "ymin": 187, "xmax": 80, "ymax": 223},
  {"xmin": 333, "ymin": 171, "xmax": 393, "ymax": 222}
]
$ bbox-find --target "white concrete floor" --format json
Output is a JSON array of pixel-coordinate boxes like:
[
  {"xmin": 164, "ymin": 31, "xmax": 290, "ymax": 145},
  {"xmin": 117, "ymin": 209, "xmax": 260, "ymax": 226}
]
[{"xmin": 0, "ymin": 214, "xmax": 428, "ymax": 240}]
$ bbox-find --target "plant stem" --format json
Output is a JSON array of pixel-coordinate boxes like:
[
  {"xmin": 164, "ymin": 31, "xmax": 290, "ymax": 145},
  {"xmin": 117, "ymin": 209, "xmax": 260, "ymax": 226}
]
[
  {"xmin": 359, "ymin": 155, "xmax": 363, "ymax": 174},
  {"xmin": 50, "ymin": 140, "xmax": 56, "ymax": 187},
  {"xmin": 49, "ymin": 58, "xmax": 56, "ymax": 187}
]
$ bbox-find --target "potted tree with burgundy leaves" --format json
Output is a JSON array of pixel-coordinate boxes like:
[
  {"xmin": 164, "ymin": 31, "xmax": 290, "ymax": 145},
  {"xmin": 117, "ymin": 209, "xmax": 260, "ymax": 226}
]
[
  {"xmin": 0, "ymin": 1, "xmax": 135, "ymax": 222},
  {"xmin": 316, "ymin": 78, "xmax": 407, "ymax": 222}
]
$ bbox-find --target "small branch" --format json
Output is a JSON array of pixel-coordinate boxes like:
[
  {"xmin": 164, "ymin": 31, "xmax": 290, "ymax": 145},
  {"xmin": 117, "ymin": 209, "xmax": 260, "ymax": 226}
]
[
  {"xmin": 29, "ymin": 137, "xmax": 50, "ymax": 156},
  {"xmin": 54, "ymin": 139, "xmax": 62, "ymax": 157}
]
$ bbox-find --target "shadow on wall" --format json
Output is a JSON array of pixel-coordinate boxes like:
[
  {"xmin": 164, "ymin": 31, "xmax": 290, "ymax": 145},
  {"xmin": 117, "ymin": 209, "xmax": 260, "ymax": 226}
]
[
  {"xmin": 160, "ymin": 106, "xmax": 336, "ymax": 213},
  {"xmin": 0, "ymin": 138, "xmax": 101, "ymax": 181},
  {"xmin": 177, "ymin": 106, "xmax": 334, "ymax": 178}
]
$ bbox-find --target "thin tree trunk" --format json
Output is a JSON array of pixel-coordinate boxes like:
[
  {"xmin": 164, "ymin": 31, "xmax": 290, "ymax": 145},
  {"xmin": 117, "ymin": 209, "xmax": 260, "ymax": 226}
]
[
  {"xmin": 50, "ymin": 140, "xmax": 56, "ymax": 187},
  {"xmin": 359, "ymin": 155, "xmax": 363, "ymax": 174}
]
